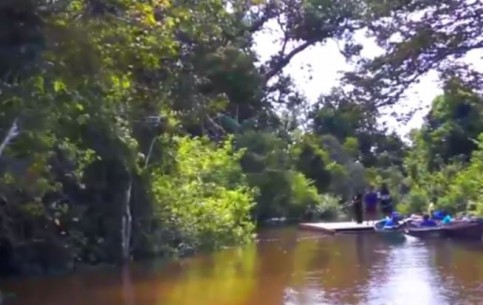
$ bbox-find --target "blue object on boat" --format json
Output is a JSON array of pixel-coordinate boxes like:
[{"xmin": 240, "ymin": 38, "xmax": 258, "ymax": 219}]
[
  {"xmin": 432, "ymin": 210, "xmax": 447, "ymax": 220},
  {"xmin": 442, "ymin": 215, "xmax": 453, "ymax": 224},
  {"xmin": 420, "ymin": 219, "xmax": 438, "ymax": 227},
  {"xmin": 374, "ymin": 218, "xmax": 399, "ymax": 232},
  {"xmin": 384, "ymin": 218, "xmax": 396, "ymax": 227},
  {"xmin": 383, "ymin": 212, "xmax": 401, "ymax": 228}
]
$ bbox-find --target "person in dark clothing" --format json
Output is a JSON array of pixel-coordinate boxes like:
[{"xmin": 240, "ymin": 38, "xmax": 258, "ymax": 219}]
[
  {"xmin": 379, "ymin": 183, "xmax": 393, "ymax": 216},
  {"xmin": 352, "ymin": 193, "xmax": 363, "ymax": 224},
  {"xmin": 420, "ymin": 214, "xmax": 438, "ymax": 227},
  {"xmin": 364, "ymin": 186, "xmax": 378, "ymax": 224}
]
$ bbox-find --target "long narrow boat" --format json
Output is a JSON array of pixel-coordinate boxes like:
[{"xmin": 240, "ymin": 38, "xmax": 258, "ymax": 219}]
[
  {"xmin": 404, "ymin": 226, "xmax": 442, "ymax": 238},
  {"xmin": 440, "ymin": 220, "xmax": 483, "ymax": 240}
]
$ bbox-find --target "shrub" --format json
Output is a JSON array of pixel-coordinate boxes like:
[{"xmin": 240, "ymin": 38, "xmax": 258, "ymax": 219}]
[
  {"xmin": 400, "ymin": 189, "xmax": 429, "ymax": 214},
  {"xmin": 287, "ymin": 171, "xmax": 322, "ymax": 217},
  {"xmin": 304, "ymin": 193, "xmax": 343, "ymax": 221},
  {"xmin": 150, "ymin": 136, "xmax": 256, "ymax": 254}
]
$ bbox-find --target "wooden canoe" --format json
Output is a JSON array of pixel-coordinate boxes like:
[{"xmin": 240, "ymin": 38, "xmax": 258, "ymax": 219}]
[
  {"xmin": 440, "ymin": 221, "xmax": 483, "ymax": 240},
  {"xmin": 404, "ymin": 226, "xmax": 442, "ymax": 238}
]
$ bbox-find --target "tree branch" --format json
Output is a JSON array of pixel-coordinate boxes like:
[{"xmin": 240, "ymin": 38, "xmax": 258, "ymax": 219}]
[
  {"xmin": 245, "ymin": 1, "xmax": 280, "ymax": 34},
  {"xmin": 0, "ymin": 118, "xmax": 19, "ymax": 158},
  {"xmin": 264, "ymin": 39, "xmax": 316, "ymax": 83}
]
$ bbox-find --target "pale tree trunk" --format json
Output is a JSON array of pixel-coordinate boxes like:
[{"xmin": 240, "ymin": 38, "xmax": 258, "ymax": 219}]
[
  {"xmin": 120, "ymin": 176, "xmax": 132, "ymax": 263},
  {"xmin": 104, "ymin": 163, "xmax": 133, "ymax": 264}
]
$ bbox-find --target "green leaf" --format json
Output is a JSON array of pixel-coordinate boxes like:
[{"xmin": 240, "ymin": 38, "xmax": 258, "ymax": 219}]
[
  {"xmin": 74, "ymin": 103, "xmax": 84, "ymax": 111},
  {"xmin": 53, "ymin": 80, "xmax": 66, "ymax": 92}
]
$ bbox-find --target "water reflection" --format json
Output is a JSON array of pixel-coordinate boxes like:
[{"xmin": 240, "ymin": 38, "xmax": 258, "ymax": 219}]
[
  {"xmin": 2, "ymin": 227, "xmax": 483, "ymax": 305},
  {"xmin": 355, "ymin": 233, "xmax": 366, "ymax": 267},
  {"xmin": 121, "ymin": 266, "xmax": 134, "ymax": 305},
  {"xmin": 363, "ymin": 237, "xmax": 443, "ymax": 304}
]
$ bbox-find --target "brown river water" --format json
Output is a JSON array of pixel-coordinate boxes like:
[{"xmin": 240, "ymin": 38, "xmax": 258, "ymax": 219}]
[{"xmin": 1, "ymin": 227, "xmax": 483, "ymax": 305}]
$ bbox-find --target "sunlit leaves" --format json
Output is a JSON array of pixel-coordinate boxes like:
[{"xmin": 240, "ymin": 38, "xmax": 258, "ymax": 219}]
[
  {"xmin": 150, "ymin": 136, "xmax": 255, "ymax": 251},
  {"xmin": 53, "ymin": 79, "xmax": 66, "ymax": 92},
  {"xmin": 401, "ymin": 84, "xmax": 483, "ymax": 215}
]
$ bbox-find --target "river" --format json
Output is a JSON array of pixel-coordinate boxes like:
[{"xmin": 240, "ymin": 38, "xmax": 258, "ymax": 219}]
[{"xmin": 2, "ymin": 227, "xmax": 483, "ymax": 305}]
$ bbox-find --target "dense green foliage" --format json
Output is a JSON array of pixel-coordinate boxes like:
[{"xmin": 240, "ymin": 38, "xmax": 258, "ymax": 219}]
[
  {"xmin": 398, "ymin": 80, "xmax": 483, "ymax": 217},
  {"xmin": 0, "ymin": 0, "xmax": 371, "ymax": 275},
  {"xmin": 149, "ymin": 137, "xmax": 255, "ymax": 255},
  {"xmin": 0, "ymin": 0, "xmax": 482, "ymax": 276}
]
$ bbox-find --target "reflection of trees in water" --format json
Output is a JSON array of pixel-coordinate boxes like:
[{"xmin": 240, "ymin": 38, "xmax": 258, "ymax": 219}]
[
  {"xmin": 0, "ymin": 265, "xmax": 131, "ymax": 305},
  {"xmin": 288, "ymin": 234, "xmax": 385, "ymax": 305},
  {"xmin": 245, "ymin": 227, "xmax": 299, "ymax": 305},
  {"xmin": 355, "ymin": 233, "xmax": 366, "ymax": 266},
  {"xmin": 157, "ymin": 244, "xmax": 259, "ymax": 305},
  {"xmin": 121, "ymin": 265, "xmax": 134, "ymax": 305},
  {"xmin": 352, "ymin": 234, "xmax": 389, "ymax": 302},
  {"xmin": 243, "ymin": 229, "xmax": 378, "ymax": 305},
  {"xmin": 8, "ymin": 231, "xmax": 483, "ymax": 305},
  {"xmin": 156, "ymin": 227, "xmax": 309, "ymax": 305},
  {"xmin": 250, "ymin": 234, "xmax": 335, "ymax": 304},
  {"xmin": 283, "ymin": 234, "xmax": 425, "ymax": 305},
  {"xmin": 432, "ymin": 240, "xmax": 483, "ymax": 302},
  {"xmin": 360, "ymin": 238, "xmax": 459, "ymax": 305}
]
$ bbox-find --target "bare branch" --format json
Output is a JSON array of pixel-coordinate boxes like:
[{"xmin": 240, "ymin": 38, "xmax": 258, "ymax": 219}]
[{"xmin": 0, "ymin": 118, "xmax": 19, "ymax": 157}]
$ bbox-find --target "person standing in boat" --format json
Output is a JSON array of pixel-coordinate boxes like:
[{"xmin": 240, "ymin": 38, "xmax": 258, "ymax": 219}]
[
  {"xmin": 364, "ymin": 186, "xmax": 378, "ymax": 224},
  {"xmin": 378, "ymin": 183, "xmax": 393, "ymax": 217},
  {"xmin": 352, "ymin": 193, "xmax": 364, "ymax": 224}
]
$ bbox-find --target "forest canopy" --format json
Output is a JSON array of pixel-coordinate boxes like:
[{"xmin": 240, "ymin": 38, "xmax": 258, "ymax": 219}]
[{"xmin": 0, "ymin": 0, "xmax": 482, "ymax": 276}]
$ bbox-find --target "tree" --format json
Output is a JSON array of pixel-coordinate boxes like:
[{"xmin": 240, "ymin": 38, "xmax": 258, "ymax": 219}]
[
  {"xmin": 344, "ymin": 0, "xmax": 483, "ymax": 108},
  {"xmin": 309, "ymin": 90, "xmax": 407, "ymax": 168},
  {"xmin": 408, "ymin": 78, "xmax": 483, "ymax": 172},
  {"xmin": 0, "ymin": 0, "xmax": 268, "ymax": 272}
]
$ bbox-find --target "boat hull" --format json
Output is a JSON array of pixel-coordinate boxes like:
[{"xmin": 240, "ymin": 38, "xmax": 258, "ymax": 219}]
[
  {"xmin": 440, "ymin": 221, "xmax": 483, "ymax": 240},
  {"xmin": 404, "ymin": 227, "xmax": 442, "ymax": 238}
]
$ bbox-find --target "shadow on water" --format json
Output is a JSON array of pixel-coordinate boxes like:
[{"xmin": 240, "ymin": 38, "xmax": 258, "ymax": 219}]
[{"xmin": 1, "ymin": 227, "xmax": 483, "ymax": 305}]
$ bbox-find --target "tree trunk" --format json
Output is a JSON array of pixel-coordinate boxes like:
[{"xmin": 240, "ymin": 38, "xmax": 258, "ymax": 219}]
[
  {"xmin": 103, "ymin": 162, "xmax": 133, "ymax": 264},
  {"xmin": 120, "ymin": 176, "xmax": 132, "ymax": 263}
]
